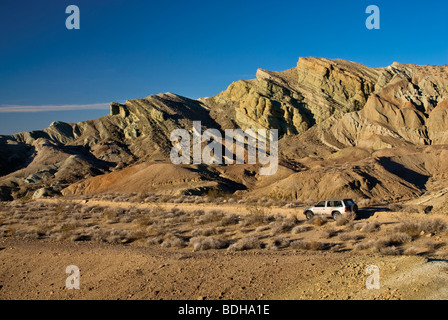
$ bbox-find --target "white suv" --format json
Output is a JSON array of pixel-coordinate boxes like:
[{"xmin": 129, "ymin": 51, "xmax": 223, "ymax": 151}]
[{"xmin": 304, "ymin": 199, "xmax": 358, "ymax": 220}]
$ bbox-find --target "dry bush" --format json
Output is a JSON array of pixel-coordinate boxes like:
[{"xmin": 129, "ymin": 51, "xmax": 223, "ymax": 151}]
[
  {"xmin": 376, "ymin": 246, "xmax": 400, "ymax": 255},
  {"xmin": 266, "ymin": 236, "xmax": 290, "ymax": 250},
  {"xmin": 353, "ymin": 240, "xmax": 375, "ymax": 251},
  {"xmin": 421, "ymin": 240, "xmax": 445, "ymax": 252},
  {"xmin": 339, "ymin": 233, "xmax": 364, "ymax": 241},
  {"xmin": 255, "ymin": 225, "xmax": 270, "ymax": 232},
  {"xmin": 227, "ymin": 236, "xmax": 262, "ymax": 251},
  {"xmin": 196, "ymin": 210, "xmax": 224, "ymax": 224},
  {"xmin": 270, "ymin": 216, "xmax": 299, "ymax": 235},
  {"xmin": 335, "ymin": 212, "xmax": 356, "ymax": 226},
  {"xmin": 307, "ymin": 216, "xmax": 327, "ymax": 227},
  {"xmin": 386, "ymin": 232, "xmax": 413, "ymax": 244},
  {"xmin": 240, "ymin": 227, "xmax": 253, "ymax": 233},
  {"xmin": 14, "ymin": 229, "xmax": 41, "ymax": 240},
  {"xmin": 147, "ymin": 236, "xmax": 163, "ymax": 246},
  {"xmin": 355, "ymin": 221, "xmax": 381, "ymax": 233},
  {"xmin": 102, "ymin": 208, "xmax": 124, "ymax": 223},
  {"xmin": 219, "ymin": 214, "xmax": 240, "ymax": 226},
  {"xmin": 403, "ymin": 246, "xmax": 420, "ymax": 256},
  {"xmin": 395, "ymin": 218, "xmax": 447, "ymax": 238},
  {"xmin": 190, "ymin": 237, "xmax": 226, "ymax": 251},
  {"xmin": 161, "ymin": 236, "xmax": 186, "ymax": 248},
  {"xmin": 192, "ymin": 209, "xmax": 205, "ymax": 216},
  {"xmin": 321, "ymin": 227, "xmax": 338, "ymax": 239},
  {"xmin": 370, "ymin": 237, "xmax": 404, "ymax": 255},
  {"xmin": 241, "ymin": 207, "xmax": 269, "ymax": 226},
  {"xmin": 290, "ymin": 240, "xmax": 324, "ymax": 251},
  {"xmin": 191, "ymin": 227, "xmax": 219, "ymax": 237},
  {"xmin": 145, "ymin": 224, "xmax": 168, "ymax": 238},
  {"xmin": 291, "ymin": 225, "xmax": 312, "ymax": 234}
]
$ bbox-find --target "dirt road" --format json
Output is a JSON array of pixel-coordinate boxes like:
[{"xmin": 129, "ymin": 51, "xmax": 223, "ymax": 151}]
[{"xmin": 1, "ymin": 238, "xmax": 447, "ymax": 300}]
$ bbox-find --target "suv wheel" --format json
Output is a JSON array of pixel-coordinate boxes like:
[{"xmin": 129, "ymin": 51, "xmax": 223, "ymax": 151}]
[
  {"xmin": 332, "ymin": 211, "xmax": 341, "ymax": 220},
  {"xmin": 305, "ymin": 210, "xmax": 314, "ymax": 220}
]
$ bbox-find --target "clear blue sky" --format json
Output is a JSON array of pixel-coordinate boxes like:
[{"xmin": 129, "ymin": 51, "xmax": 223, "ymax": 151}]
[{"xmin": 0, "ymin": 0, "xmax": 447, "ymax": 135}]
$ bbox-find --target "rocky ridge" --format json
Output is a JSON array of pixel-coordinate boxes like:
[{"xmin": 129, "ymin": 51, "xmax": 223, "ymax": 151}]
[{"xmin": 1, "ymin": 57, "xmax": 447, "ymax": 206}]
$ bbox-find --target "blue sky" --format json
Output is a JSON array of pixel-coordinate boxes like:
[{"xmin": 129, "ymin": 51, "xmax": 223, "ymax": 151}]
[{"xmin": 0, "ymin": 0, "xmax": 447, "ymax": 135}]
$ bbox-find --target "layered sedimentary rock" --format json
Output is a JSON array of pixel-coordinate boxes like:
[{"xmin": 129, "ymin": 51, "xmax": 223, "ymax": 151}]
[{"xmin": 1, "ymin": 57, "xmax": 448, "ymax": 202}]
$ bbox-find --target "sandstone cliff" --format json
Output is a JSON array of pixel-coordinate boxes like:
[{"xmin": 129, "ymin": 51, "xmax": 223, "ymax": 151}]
[{"xmin": 1, "ymin": 57, "xmax": 447, "ymax": 203}]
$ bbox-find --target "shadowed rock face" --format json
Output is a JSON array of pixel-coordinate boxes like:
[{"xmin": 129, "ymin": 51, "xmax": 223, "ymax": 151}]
[{"xmin": 1, "ymin": 58, "xmax": 448, "ymax": 201}]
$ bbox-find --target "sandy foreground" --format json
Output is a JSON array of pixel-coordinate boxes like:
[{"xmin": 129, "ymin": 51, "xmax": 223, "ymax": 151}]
[
  {"xmin": 1, "ymin": 238, "xmax": 448, "ymax": 300},
  {"xmin": 1, "ymin": 199, "xmax": 448, "ymax": 300}
]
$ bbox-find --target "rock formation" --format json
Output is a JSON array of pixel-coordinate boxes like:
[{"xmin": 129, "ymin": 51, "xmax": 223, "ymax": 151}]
[{"xmin": 1, "ymin": 57, "xmax": 447, "ymax": 203}]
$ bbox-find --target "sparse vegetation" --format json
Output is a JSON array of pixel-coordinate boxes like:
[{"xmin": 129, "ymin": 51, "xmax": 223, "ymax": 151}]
[
  {"xmin": 1, "ymin": 197, "xmax": 447, "ymax": 259},
  {"xmin": 228, "ymin": 236, "xmax": 262, "ymax": 251},
  {"xmin": 290, "ymin": 240, "xmax": 325, "ymax": 251}
]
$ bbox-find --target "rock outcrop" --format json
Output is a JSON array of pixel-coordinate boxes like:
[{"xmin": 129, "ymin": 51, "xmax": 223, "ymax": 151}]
[{"xmin": 1, "ymin": 57, "xmax": 448, "ymax": 201}]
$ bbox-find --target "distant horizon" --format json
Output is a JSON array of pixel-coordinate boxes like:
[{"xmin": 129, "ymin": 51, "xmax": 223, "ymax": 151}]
[{"xmin": 1, "ymin": 0, "xmax": 447, "ymax": 135}]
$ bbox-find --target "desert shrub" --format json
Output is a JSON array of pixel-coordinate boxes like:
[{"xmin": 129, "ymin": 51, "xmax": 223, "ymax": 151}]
[
  {"xmin": 192, "ymin": 209, "xmax": 205, "ymax": 216},
  {"xmin": 220, "ymin": 214, "xmax": 240, "ymax": 226},
  {"xmin": 402, "ymin": 247, "xmax": 420, "ymax": 256},
  {"xmin": 290, "ymin": 240, "xmax": 324, "ymax": 251},
  {"xmin": 395, "ymin": 218, "xmax": 447, "ymax": 238},
  {"xmin": 227, "ymin": 236, "xmax": 262, "ymax": 251},
  {"xmin": 270, "ymin": 216, "xmax": 299, "ymax": 235},
  {"xmin": 120, "ymin": 215, "xmax": 135, "ymax": 223},
  {"xmin": 266, "ymin": 236, "xmax": 290, "ymax": 250},
  {"xmin": 386, "ymin": 232, "xmax": 413, "ymax": 244},
  {"xmin": 376, "ymin": 246, "xmax": 400, "ymax": 255},
  {"xmin": 335, "ymin": 212, "xmax": 356, "ymax": 226},
  {"xmin": 196, "ymin": 210, "xmax": 224, "ymax": 224},
  {"xmin": 241, "ymin": 207, "xmax": 269, "ymax": 226},
  {"xmin": 421, "ymin": 240, "xmax": 445, "ymax": 252},
  {"xmin": 255, "ymin": 225, "xmax": 270, "ymax": 232},
  {"xmin": 354, "ymin": 240, "xmax": 375, "ymax": 251},
  {"xmin": 291, "ymin": 225, "xmax": 312, "ymax": 234},
  {"xmin": 14, "ymin": 229, "xmax": 40, "ymax": 240},
  {"xmin": 70, "ymin": 233, "xmax": 92, "ymax": 242},
  {"xmin": 339, "ymin": 233, "xmax": 364, "ymax": 241},
  {"xmin": 307, "ymin": 216, "xmax": 327, "ymax": 227},
  {"xmin": 103, "ymin": 208, "xmax": 124, "ymax": 223},
  {"xmin": 147, "ymin": 236, "xmax": 163, "ymax": 246},
  {"xmin": 240, "ymin": 227, "xmax": 253, "ymax": 233},
  {"xmin": 419, "ymin": 218, "xmax": 447, "ymax": 234},
  {"xmin": 321, "ymin": 227, "xmax": 338, "ymax": 239},
  {"xmin": 135, "ymin": 215, "xmax": 153, "ymax": 227},
  {"xmin": 371, "ymin": 237, "xmax": 403, "ymax": 255},
  {"xmin": 161, "ymin": 236, "xmax": 186, "ymax": 249},
  {"xmin": 190, "ymin": 237, "xmax": 226, "ymax": 251},
  {"xmin": 105, "ymin": 235, "xmax": 123, "ymax": 244},
  {"xmin": 191, "ymin": 227, "xmax": 219, "ymax": 237},
  {"xmin": 355, "ymin": 221, "xmax": 381, "ymax": 233}
]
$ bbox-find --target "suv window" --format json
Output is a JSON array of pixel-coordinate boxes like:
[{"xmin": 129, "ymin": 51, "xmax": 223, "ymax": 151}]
[
  {"xmin": 327, "ymin": 201, "xmax": 342, "ymax": 207},
  {"xmin": 343, "ymin": 199, "xmax": 354, "ymax": 206},
  {"xmin": 315, "ymin": 201, "xmax": 326, "ymax": 207},
  {"xmin": 331, "ymin": 201, "xmax": 343, "ymax": 207}
]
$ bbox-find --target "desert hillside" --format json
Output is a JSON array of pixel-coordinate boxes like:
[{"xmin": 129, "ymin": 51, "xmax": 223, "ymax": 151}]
[{"xmin": 1, "ymin": 57, "xmax": 448, "ymax": 210}]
